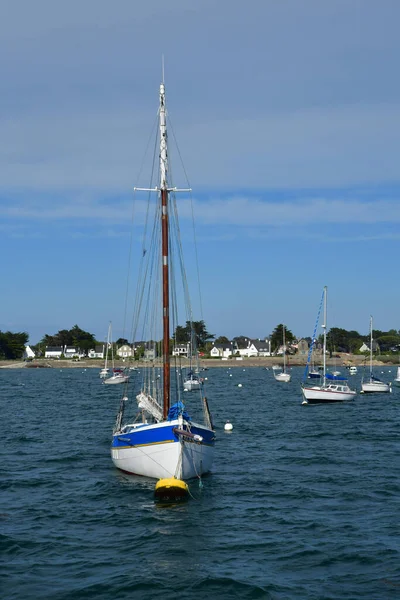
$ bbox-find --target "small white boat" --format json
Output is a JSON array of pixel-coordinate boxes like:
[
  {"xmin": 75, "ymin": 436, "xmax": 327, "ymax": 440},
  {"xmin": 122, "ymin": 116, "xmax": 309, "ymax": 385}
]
[
  {"xmin": 99, "ymin": 368, "xmax": 109, "ymax": 379},
  {"xmin": 361, "ymin": 316, "xmax": 391, "ymax": 394},
  {"xmin": 104, "ymin": 369, "xmax": 130, "ymax": 385},
  {"xmin": 361, "ymin": 377, "xmax": 391, "ymax": 393},
  {"xmin": 274, "ymin": 371, "xmax": 291, "ymax": 382},
  {"xmin": 273, "ymin": 325, "xmax": 291, "ymax": 382},
  {"xmin": 349, "ymin": 366, "xmax": 357, "ymax": 375},
  {"xmin": 394, "ymin": 366, "xmax": 400, "ymax": 386},
  {"xmin": 183, "ymin": 371, "xmax": 203, "ymax": 391}
]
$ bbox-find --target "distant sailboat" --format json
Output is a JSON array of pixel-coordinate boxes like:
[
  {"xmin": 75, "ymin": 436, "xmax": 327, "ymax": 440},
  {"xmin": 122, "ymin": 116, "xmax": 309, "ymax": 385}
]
[
  {"xmin": 308, "ymin": 345, "xmax": 321, "ymax": 379},
  {"xmin": 393, "ymin": 366, "xmax": 400, "ymax": 386},
  {"xmin": 360, "ymin": 316, "xmax": 391, "ymax": 394},
  {"xmin": 99, "ymin": 322, "xmax": 112, "ymax": 379},
  {"xmin": 103, "ymin": 322, "xmax": 130, "ymax": 385},
  {"xmin": 273, "ymin": 325, "xmax": 291, "ymax": 382},
  {"xmin": 301, "ymin": 287, "xmax": 357, "ymax": 404}
]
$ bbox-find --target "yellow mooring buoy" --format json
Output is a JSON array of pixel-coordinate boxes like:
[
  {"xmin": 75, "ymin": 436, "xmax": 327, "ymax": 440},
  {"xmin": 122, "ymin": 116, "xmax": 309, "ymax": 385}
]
[{"xmin": 154, "ymin": 477, "xmax": 189, "ymax": 503}]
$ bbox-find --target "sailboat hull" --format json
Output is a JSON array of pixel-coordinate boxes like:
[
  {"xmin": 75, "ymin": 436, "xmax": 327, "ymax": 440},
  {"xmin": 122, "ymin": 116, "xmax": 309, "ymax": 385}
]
[
  {"xmin": 104, "ymin": 375, "xmax": 130, "ymax": 385},
  {"xmin": 302, "ymin": 385, "xmax": 356, "ymax": 403},
  {"xmin": 361, "ymin": 381, "xmax": 391, "ymax": 393},
  {"xmin": 183, "ymin": 379, "xmax": 202, "ymax": 391},
  {"xmin": 111, "ymin": 419, "xmax": 215, "ymax": 480},
  {"xmin": 274, "ymin": 372, "xmax": 291, "ymax": 382}
]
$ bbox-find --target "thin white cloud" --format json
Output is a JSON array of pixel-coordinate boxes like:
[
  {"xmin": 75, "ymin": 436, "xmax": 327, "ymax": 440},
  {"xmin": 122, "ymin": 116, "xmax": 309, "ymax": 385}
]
[{"xmin": 2, "ymin": 192, "xmax": 399, "ymax": 232}]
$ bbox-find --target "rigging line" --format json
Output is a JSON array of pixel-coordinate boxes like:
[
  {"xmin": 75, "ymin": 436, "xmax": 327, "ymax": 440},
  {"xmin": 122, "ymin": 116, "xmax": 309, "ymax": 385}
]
[
  {"xmin": 128, "ymin": 118, "xmax": 160, "ymax": 346},
  {"xmin": 170, "ymin": 193, "xmax": 193, "ymax": 320},
  {"xmin": 168, "ymin": 114, "xmax": 204, "ymax": 320},
  {"xmin": 122, "ymin": 113, "xmax": 159, "ymax": 340},
  {"xmin": 302, "ymin": 289, "xmax": 325, "ymax": 383},
  {"xmin": 169, "ymin": 229, "xmax": 184, "ymax": 406},
  {"xmin": 129, "ymin": 195, "xmax": 160, "ymax": 347}
]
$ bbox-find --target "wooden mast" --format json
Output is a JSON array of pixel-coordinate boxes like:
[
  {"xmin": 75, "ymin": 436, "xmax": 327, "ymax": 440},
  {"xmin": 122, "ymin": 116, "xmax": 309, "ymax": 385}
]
[{"xmin": 159, "ymin": 82, "xmax": 170, "ymax": 419}]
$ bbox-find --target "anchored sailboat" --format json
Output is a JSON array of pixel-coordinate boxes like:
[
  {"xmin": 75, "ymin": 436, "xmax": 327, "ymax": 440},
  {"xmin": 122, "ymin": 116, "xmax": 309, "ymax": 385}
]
[
  {"xmin": 273, "ymin": 325, "xmax": 291, "ymax": 382},
  {"xmin": 301, "ymin": 286, "xmax": 356, "ymax": 404},
  {"xmin": 102, "ymin": 322, "xmax": 130, "ymax": 385},
  {"xmin": 360, "ymin": 316, "xmax": 391, "ymax": 394},
  {"xmin": 111, "ymin": 76, "xmax": 215, "ymax": 480}
]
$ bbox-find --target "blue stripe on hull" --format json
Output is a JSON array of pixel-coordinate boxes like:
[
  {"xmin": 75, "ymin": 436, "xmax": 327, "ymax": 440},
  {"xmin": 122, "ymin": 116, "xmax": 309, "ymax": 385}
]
[{"xmin": 112, "ymin": 421, "xmax": 215, "ymax": 449}]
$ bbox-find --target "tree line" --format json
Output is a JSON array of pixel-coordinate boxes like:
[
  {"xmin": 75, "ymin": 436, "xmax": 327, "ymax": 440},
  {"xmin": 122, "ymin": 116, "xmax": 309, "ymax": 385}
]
[{"xmin": 1, "ymin": 321, "xmax": 399, "ymax": 360}]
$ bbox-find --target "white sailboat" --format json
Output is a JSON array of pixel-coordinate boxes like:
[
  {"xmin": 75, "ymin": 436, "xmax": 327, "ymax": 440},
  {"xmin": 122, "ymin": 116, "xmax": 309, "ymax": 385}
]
[
  {"xmin": 393, "ymin": 366, "xmax": 400, "ymax": 386},
  {"xmin": 99, "ymin": 322, "xmax": 112, "ymax": 378},
  {"xmin": 308, "ymin": 352, "xmax": 321, "ymax": 379},
  {"xmin": 183, "ymin": 337, "xmax": 203, "ymax": 391},
  {"xmin": 103, "ymin": 322, "xmax": 130, "ymax": 385},
  {"xmin": 360, "ymin": 316, "xmax": 391, "ymax": 394},
  {"xmin": 111, "ymin": 76, "xmax": 215, "ymax": 482},
  {"xmin": 302, "ymin": 286, "xmax": 357, "ymax": 404},
  {"xmin": 273, "ymin": 325, "xmax": 291, "ymax": 382},
  {"xmin": 183, "ymin": 370, "xmax": 203, "ymax": 391}
]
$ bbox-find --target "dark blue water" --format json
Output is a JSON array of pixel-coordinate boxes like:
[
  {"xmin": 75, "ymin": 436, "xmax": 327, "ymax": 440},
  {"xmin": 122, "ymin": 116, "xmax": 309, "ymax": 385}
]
[{"xmin": 1, "ymin": 365, "xmax": 399, "ymax": 599}]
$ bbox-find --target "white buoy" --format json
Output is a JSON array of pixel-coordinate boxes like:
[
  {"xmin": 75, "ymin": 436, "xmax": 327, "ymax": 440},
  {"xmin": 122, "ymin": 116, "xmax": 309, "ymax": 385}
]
[
  {"xmin": 224, "ymin": 421, "xmax": 233, "ymax": 431},
  {"xmin": 238, "ymin": 383, "xmax": 242, "ymax": 387},
  {"xmin": 229, "ymin": 374, "xmax": 232, "ymax": 377},
  {"xmin": 205, "ymin": 377, "xmax": 208, "ymax": 381}
]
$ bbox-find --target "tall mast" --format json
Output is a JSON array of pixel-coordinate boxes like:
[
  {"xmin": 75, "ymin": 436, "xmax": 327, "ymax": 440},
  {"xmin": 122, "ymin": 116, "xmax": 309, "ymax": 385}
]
[
  {"xmin": 159, "ymin": 81, "xmax": 170, "ymax": 418},
  {"xmin": 134, "ymin": 78, "xmax": 191, "ymax": 418},
  {"xmin": 370, "ymin": 315, "xmax": 373, "ymax": 376},
  {"xmin": 322, "ymin": 286, "xmax": 327, "ymax": 383},
  {"xmin": 283, "ymin": 325, "xmax": 286, "ymax": 373}
]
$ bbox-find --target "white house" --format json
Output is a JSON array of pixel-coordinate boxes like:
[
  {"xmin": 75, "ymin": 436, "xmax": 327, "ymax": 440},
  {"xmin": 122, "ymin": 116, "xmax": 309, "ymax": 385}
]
[
  {"xmin": 210, "ymin": 342, "xmax": 237, "ymax": 358},
  {"xmin": 237, "ymin": 339, "xmax": 271, "ymax": 357},
  {"xmin": 117, "ymin": 344, "xmax": 134, "ymax": 358},
  {"xmin": 44, "ymin": 346, "xmax": 64, "ymax": 359},
  {"xmin": 144, "ymin": 348, "xmax": 156, "ymax": 361},
  {"xmin": 359, "ymin": 341, "xmax": 379, "ymax": 353},
  {"xmin": 23, "ymin": 345, "xmax": 36, "ymax": 359},
  {"xmin": 64, "ymin": 346, "xmax": 85, "ymax": 359},
  {"xmin": 88, "ymin": 345, "xmax": 105, "ymax": 359},
  {"xmin": 172, "ymin": 343, "xmax": 190, "ymax": 357}
]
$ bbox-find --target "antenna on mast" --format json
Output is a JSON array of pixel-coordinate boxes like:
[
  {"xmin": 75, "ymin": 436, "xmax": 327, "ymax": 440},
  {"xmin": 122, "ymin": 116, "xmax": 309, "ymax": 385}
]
[{"xmin": 162, "ymin": 54, "xmax": 165, "ymax": 83}]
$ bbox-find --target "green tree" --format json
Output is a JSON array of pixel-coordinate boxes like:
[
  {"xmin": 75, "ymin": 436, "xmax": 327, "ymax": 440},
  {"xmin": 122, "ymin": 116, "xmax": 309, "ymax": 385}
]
[
  {"xmin": 0, "ymin": 331, "xmax": 29, "ymax": 359},
  {"xmin": 215, "ymin": 336, "xmax": 230, "ymax": 345},
  {"xmin": 174, "ymin": 321, "xmax": 214, "ymax": 350},
  {"xmin": 39, "ymin": 325, "xmax": 96, "ymax": 353},
  {"xmin": 174, "ymin": 325, "xmax": 190, "ymax": 344},
  {"xmin": 270, "ymin": 324, "xmax": 294, "ymax": 353}
]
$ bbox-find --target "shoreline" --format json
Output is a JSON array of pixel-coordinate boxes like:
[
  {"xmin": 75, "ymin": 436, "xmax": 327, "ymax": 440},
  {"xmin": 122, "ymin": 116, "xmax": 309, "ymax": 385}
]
[{"xmin": 0, "ymin": 355, "xmax": 395, "ymax": 369}]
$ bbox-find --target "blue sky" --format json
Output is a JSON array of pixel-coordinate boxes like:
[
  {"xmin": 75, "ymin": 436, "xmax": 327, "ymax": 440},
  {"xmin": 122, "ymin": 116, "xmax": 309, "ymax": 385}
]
[{"xmin": 1, "ymin": 0, "xmax": 400, "ymax": 344}]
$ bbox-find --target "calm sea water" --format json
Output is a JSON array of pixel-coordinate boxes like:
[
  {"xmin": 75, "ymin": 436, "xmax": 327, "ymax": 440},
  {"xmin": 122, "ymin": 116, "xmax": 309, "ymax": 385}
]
[{"xmin": 1, "ymin": 365, "xmax": 399, "ymax": 599}]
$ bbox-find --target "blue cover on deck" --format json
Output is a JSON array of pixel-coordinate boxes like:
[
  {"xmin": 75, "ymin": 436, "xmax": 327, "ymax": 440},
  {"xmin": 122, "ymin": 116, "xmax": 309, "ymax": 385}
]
[
  {"xmin": 326, "ymin": 373, "xmax": 347, "ymax": 381},
  {"xmin": 168, "ymin": 401, "xmax": 191, "ymax": 421}
]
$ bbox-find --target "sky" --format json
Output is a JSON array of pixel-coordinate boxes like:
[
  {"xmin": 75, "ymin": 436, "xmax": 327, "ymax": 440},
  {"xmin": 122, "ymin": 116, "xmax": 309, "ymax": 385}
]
[{"xmin": 1, "ymin": 0, "xmax": 400, "ymax": 345}]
